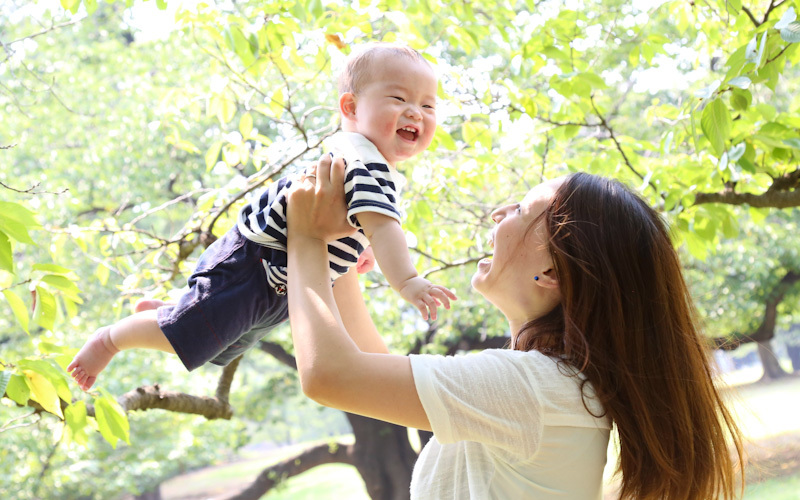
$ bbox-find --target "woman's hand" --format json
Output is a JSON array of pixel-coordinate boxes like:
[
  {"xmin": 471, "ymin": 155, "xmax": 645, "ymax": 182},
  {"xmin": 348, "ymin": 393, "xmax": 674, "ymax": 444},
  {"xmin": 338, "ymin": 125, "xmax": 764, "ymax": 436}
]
[{"xmin": 287, "ymin": 154, "xmax": 355, "ymax": 243}]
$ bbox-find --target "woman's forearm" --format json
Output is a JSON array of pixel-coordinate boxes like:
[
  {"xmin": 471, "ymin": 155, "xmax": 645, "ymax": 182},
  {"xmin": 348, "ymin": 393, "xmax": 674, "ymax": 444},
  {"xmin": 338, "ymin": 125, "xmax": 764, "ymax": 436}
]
[
  {"xmin": 332, "ymin": 268, "xmax": 390, "ymax": 354},
  {"xmin": 287, "ymin": 234, "xmax": 361, "ymax": 395}
]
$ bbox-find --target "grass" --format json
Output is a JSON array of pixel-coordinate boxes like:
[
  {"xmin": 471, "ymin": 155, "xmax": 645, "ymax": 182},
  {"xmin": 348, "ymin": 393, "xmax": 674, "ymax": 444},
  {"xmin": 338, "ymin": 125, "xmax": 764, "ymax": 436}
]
[
  {"xmin": 161, "ymin": 371, "xmax": 800, "ymax": 500},
  {"xmin": 262, "ymin": 464, "xmax": 368, "ymax": 500},
  {"xmin": 744, "ymin": 475, "xmax": 800, "ymax": 500}
]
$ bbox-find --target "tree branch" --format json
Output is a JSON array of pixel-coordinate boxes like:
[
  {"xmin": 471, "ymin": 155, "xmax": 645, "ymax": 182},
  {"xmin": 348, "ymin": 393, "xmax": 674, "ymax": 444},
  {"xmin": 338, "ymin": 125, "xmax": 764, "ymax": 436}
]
[
  {"xmin": 712, "ymin": 270, "xmax": 800, "ymax": 349},
  {"xmin": 6, "ymin": 18, "xmax": 83, "ymax": 46},
  {"xmin": 694, "ymin": 186, "xmax": 800, "ymax": 208},
  {"xmin": 112, "ymin": 383, "xmax": 235, "ymax": 419},
  {"xmin": 741, "ymin": 6, "xmax": 760, "ymax": 26},
  {"xmin": 257, "ymin": 341, "xmax": 297, "ymax": 370},
  {"xmin": 226, "ymin": 442, "xmax": 355, "ymax": 500},
  {"xmin": 215, "ymin": 355, "xmax": 242, "ymax": 403},
  {"xmin": 589, "ymin": 95, "xmax": 655, "ymax": 191}
]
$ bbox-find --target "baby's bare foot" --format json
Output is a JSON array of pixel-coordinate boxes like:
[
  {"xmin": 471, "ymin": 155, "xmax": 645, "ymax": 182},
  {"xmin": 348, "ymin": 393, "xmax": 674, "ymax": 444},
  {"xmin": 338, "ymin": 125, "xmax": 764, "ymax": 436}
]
[{"xmin": 67, "ymin": 326, "xmax": 119, "ymax": 391}]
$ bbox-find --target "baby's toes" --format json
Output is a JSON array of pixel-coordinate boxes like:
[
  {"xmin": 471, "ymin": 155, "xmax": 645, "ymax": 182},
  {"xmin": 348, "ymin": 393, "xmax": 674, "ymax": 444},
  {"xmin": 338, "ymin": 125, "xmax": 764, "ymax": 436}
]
[{"xmin": 83, "ymin": 376, "xmax": 96, "ymax": 391}]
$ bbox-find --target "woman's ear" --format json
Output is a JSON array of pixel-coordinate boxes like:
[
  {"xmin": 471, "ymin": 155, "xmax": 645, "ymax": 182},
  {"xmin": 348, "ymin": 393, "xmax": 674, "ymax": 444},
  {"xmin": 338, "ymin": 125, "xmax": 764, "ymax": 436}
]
[
  {"xmin": 339, "ymin": 93, "xmax": 357, "ymax": 120},
  {"xmin": 536, "ymin": 268, "xmax": 559, "ymax": 288}
]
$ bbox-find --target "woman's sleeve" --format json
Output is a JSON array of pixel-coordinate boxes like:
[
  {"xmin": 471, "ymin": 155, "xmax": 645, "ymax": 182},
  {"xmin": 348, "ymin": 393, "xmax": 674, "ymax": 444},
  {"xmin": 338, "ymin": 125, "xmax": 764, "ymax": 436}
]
[{"xmin": 409, "ymin": 349, "xmax": 545, "ymax": 459}]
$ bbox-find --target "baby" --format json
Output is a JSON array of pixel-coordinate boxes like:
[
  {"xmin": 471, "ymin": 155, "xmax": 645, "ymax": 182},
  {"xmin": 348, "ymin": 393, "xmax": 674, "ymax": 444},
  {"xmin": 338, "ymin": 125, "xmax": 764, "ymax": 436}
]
[{"xmin": 68, "ymin": 42, "xmax": 456, "ymax": 390}]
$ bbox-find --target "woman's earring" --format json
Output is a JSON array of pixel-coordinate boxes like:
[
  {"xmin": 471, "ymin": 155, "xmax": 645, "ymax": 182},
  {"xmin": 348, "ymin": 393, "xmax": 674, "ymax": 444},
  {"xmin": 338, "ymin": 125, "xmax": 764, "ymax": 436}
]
[{"xmin": 534, "ymin": 276, "xmax": 539, "ymax": 281}]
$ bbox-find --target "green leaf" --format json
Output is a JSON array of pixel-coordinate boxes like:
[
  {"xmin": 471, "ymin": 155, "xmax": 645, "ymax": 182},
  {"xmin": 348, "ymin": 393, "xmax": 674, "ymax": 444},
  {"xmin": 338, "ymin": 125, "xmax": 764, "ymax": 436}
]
[
  {"xmin": 3, "ymin": 289, "xmax": 29, "ymax": 333},
  {"xmin": 433, "ymin": 128, "xmax": 456, "ymax": 151},
  {"xmin": 65, "ymin": 401, "xmax": 89, "ymax": 446},
  {"xmin": 0, "ymin": 215, "xmax": 35, "ymax": 245},
  {"xmin": 0, "ymin": 231, "xmax": 12, "ymax": 274},
  {"xmin": 6, "ymin": 374, "xmax": 30, "ymax": 405},
  {"xmin": 775, "ymin": 7, "xmax": 796, "ymax": 30},
  {"xmin": 269, "ymin": 88, "xmax": 284, "ymax": 118},
  {"xmin": 217, "ymin": 97, "xmax": 236, "ymax": 125},
  {"xmin": 230, "ymin": 25, "xmax": 255, "ymax": 67},
  {"xmin": 781, "ymin": 22, "xmax": 800, "ymax": 43},
  {"xmin": 239, "ymin": 112, "xmax": 254, "ymax": 139},
  {"xmin": 0, "ymin": 201, "xmax": 39, "ymax": 227},
  {"xmin": 32, "ymin": 285, "xmax": 57, "ymax": 331},
  {"xmin": 726, "ymin": 0, "xmax": 741, "ymax": 11},
  {"xmin": 59, "ymin": 0, "xmax": 79, "ymax": 10},
  {"xmin": 727, "ymin": 76, "xmax": 751, "ymax": 89},
  {"xmin": 685, "ymin": 231, "xmax": 709, "ymax": 260},
  {"xmin": 95, "ymin": 263, "xmax": 110, "ymax": 286},
  {"xmin": 783, "ymin": 138, "xmax": 800, "ymax": 150},
  {"xmin": 728, "ymin": 142, "xmax": 746, "ymax": 162},
  {"xmin": 462, "ymin": 120, "xmax": 491, "ymax": 149},
  {"xmin": 700, "ymin": 99, "xmax": 732, "ymax": 156},
  {"xmin": 309, "ymin": 0, "xmax": 324, "ymax": 18},
  {"xmin": 156, "ymin": 0, "xmax": 167, "ymax": 9},
  {"xmin": 694, "ymin": 80, "xmax": 720, "ymax": 99},
  {"xmin": 41, "ymin": 274, "xmax": 82, "ymax": 298},
  {"xmin": 95, "ymin": 393, "xmax": 130, "ymax": 448},
  {"xmin": 0, "ymin": 371, "xmax": 10, "ymax": 397},
  {"xmin": 18, "ymin": 359, "xmax": 72, "ymax": 402},
  {"xmin": 730, "ymin": 89, "xmax": 751, "ymax": 111},
  {"xmin": 756, "ymin": 31, "xmax": 768, "ymax": 67},
  {"xmin": 24, "ymin": 370, "xmax": 63, "ymax": 418},
  {"xmin": 205, "ymin": 140, "xmax": 223, "ymax": 171},
  {"xmin": 32, "ymin": 263, "xmax": 73, "ymax": 275}
]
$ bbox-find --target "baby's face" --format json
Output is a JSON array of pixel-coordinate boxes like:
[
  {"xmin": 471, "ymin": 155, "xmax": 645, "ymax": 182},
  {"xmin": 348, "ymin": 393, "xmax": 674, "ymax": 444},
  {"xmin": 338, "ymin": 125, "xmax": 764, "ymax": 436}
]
[{"xmin": 350, "ymin": 55, "xmax": 437, "ymax": 166}]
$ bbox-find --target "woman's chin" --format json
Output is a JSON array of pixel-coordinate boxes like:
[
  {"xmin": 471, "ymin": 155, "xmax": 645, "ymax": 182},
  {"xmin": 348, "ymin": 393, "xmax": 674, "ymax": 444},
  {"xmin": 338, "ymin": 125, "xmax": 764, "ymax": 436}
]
[{"xmin": 471, "ymin": 261, "xmax": 491, "ymax": 290}]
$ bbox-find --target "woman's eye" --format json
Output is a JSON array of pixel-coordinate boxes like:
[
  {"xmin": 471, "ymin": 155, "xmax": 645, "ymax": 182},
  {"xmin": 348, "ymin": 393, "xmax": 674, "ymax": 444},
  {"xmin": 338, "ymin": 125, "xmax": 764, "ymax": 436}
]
[{"xmin": 515, "ymin": 205, "xmax": 521, "ymax": 214}]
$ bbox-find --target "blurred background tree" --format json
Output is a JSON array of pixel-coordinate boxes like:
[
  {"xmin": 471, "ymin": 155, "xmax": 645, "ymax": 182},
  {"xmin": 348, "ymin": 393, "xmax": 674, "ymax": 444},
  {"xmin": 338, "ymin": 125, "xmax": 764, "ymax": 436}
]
[{"xmin": 2, "ymin": 0, "xmax": 799, "ymax": 498}]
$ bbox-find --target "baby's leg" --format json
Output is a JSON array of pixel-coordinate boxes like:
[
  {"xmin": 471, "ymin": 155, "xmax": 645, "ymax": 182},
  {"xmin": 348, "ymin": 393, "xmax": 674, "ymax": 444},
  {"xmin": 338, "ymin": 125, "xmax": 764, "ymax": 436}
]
[
  {"xmin": 133, "ymin": 298, "xmax": 167, "ymax": 313},
  {"xmin": 67, "ymin": 310, "xmax": 175, "ymax": 391}
]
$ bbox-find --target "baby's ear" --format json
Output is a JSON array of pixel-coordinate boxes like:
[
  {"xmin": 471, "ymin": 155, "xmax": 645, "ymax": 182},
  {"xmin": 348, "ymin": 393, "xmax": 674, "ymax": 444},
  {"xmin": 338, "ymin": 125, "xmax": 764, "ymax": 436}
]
[{"xmin": 339, "ymin": 93, "xmax": 357, "ymax": 119}]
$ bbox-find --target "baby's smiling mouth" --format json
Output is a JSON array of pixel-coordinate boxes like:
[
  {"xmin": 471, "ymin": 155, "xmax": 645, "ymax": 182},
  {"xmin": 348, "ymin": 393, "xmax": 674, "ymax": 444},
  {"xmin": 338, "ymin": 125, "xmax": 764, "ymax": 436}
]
[{"xmin": 397, "ymin": 126, "xmax": 418, "ymax": 141}]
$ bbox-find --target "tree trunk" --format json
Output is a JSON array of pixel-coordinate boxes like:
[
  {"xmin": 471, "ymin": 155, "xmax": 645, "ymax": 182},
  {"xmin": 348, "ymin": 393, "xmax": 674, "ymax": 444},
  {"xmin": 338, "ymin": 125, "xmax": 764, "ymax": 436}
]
[
  {"xmin": 757, "ymin": 341, "xmax": 790, "ymax": 380},
  {"xmin": 347, "ymin": 414, "xmax": 417, "ymax": 500},
  {"xmin": 787, "ymin": 343, "xmax": 800, "ymax": 372},
  {"xmin": 134, "ymin": 485, "xmax": 162, "ymax": 500}
]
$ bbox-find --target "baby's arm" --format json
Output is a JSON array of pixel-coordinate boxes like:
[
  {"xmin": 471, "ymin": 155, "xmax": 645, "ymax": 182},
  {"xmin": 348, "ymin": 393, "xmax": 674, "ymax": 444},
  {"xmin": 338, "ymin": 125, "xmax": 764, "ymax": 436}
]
[{"xmin": 355, "ymin": 211, "xmax": 456, "ymax": 320}]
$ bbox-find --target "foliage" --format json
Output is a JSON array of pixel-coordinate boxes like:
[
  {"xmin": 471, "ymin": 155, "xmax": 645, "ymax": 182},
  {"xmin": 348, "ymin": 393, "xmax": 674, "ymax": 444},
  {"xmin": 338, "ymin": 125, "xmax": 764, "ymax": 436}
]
[
  {"xmin": 685, "ymin": 210, "xmax": 800, "ymax": 338},
  {"xmin": 2, "ymin": 0, "xmax": 800, "ymax": 497}
]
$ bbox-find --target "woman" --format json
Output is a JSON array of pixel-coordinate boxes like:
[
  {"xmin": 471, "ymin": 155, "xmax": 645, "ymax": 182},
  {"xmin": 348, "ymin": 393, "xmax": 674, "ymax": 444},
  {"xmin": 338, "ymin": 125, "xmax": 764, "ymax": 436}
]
[{"xmin": 285, "ymin": 155, "xmax": 744, "ymax": 499}]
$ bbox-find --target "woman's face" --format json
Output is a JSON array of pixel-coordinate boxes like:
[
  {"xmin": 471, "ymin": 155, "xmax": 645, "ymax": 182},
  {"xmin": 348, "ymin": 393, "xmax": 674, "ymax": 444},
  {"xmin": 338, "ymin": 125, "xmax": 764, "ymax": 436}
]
[{"xmin": 472, "ymin": 179, "xmax": 563, "ymax": 327}]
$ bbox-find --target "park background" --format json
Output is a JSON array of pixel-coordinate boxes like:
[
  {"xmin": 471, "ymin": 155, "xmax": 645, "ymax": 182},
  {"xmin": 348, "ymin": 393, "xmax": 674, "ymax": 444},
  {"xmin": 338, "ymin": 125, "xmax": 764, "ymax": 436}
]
[{"xmin": 2, "ymin": 0, "xmax": 800, "ymax": 498}]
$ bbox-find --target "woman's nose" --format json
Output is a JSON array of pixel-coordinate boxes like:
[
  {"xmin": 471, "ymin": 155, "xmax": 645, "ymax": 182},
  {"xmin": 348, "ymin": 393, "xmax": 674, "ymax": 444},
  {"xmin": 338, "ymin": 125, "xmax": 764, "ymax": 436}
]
[{"xmin": 491, "ymin": 208, "xmax": 504, "ymax": 224}]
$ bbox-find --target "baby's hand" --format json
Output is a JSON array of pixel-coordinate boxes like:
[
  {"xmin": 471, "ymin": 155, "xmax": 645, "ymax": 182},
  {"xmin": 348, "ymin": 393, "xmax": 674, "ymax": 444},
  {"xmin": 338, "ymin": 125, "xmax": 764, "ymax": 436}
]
[
  {"xmin": 356, "ymin": 246, "xmax": 375, "ymax": 274},
  {"xmin": 399, "ymin": 277, "xmax": 457, "ymax": 321}
]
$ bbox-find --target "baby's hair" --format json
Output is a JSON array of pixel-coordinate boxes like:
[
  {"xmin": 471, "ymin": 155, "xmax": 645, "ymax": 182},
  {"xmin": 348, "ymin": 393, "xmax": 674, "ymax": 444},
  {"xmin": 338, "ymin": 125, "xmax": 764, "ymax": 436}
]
[{"xmin": 337, "ymin": 42, "xmax": 430, "ymax": 96}]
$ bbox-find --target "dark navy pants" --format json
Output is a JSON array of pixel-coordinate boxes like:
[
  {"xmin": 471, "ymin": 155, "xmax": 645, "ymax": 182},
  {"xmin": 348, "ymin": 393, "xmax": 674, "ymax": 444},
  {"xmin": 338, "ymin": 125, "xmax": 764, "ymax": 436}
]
[{"xmin": 157, "ymin": 226, "xmax": 289, "ymax": 371}]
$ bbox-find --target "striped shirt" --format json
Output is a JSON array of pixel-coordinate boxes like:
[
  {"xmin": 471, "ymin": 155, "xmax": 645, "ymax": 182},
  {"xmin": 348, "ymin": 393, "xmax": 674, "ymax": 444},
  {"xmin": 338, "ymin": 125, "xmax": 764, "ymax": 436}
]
[{"xmin": 237, "ymin": 132, "xmax": 406, "ymax": 292}]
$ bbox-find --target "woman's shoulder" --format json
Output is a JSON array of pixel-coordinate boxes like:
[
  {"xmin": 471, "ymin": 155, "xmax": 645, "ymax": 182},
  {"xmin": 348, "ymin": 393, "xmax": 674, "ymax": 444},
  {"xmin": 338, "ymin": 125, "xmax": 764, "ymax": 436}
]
[
  {"xmin": 412, "ymin": 348, "xmax": 580, "ymax": 389},
  {"xmin": 474, "ymin": 349, "xmax": 608, "ymax": 424}
]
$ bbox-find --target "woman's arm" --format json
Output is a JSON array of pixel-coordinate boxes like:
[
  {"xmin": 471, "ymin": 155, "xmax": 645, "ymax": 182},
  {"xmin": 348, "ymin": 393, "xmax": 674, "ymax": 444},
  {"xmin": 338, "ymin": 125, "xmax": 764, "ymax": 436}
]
[
  {"xmin": 332, "ymin": 266, "xmax": 388, "ymax": 354},
  {"xmin": 286, "ymin": 156, "xmax": 430, "ymax": 430}
]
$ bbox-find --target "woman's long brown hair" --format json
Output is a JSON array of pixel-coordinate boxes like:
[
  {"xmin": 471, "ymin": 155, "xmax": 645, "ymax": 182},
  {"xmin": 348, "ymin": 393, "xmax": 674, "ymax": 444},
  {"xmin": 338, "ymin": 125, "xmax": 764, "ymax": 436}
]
[{"xmin": 515, "ymin": 173, "xmax": 744, "ymax": 499}]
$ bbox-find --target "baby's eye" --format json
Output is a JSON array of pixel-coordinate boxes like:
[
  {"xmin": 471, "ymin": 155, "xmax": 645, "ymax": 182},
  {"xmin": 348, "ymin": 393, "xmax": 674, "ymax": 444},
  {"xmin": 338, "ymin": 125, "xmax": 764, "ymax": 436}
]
[
  {"xmin": 392, "ymin": 96, "xmax": 406, "ymax": 102},
  {"xmin": 423, "ymin": 104, "xmax": 435, "ymax": 109}
]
